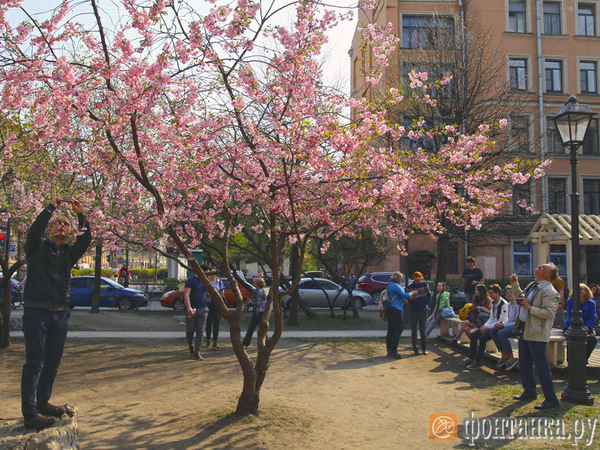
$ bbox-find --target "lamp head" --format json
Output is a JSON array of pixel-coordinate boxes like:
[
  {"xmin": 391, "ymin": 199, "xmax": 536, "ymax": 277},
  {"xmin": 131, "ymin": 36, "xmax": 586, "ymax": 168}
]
[{"xmin": 552, "ymin": 96, "xmax": 595, "ymax": 148}]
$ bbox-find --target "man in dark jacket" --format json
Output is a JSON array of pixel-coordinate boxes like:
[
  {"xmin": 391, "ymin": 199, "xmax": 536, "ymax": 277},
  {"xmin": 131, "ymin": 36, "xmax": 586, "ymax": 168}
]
[{"xmin": 21, "ymin": 198, "xmax": 91, "ymax": 429}]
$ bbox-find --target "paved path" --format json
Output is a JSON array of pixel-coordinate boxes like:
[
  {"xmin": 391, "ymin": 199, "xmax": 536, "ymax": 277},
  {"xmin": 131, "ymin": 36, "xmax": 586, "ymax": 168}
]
[{"xmin": 9, "ymin": 329, "xmax": 400, "ymax": 339}]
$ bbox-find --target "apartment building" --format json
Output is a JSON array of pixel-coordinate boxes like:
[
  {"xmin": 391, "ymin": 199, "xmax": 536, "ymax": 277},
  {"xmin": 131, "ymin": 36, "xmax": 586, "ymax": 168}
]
[{"xmin": 351, "ymin": 0, "xmax": 600, "ymax": 284}]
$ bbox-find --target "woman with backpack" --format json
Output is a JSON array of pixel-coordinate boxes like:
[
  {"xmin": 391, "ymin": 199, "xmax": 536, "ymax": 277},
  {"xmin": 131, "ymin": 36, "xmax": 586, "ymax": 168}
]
[{"xmin": 382, "ymin": 272, "xmax": 417, "ymax": 359}]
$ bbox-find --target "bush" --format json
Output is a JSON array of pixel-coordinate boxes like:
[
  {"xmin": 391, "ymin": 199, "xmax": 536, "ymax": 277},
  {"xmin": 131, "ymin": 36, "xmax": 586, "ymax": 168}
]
[
  {"xmin": 72, "ymin": 269, "xmax": 117, "ymax": 278},
  {"xmin": 129, "ymin": 268, "xmax": 168, "ymax": 280},
  {"xmin": 164, "ymin": 278, "xmax": 183, "ymax": 291}
]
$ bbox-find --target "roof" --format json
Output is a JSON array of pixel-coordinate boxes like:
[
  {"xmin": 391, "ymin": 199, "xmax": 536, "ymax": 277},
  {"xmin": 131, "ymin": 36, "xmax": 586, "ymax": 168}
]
[{"xmin": 525, "ymin": 214, "xmax": 600, "ymax": 245}]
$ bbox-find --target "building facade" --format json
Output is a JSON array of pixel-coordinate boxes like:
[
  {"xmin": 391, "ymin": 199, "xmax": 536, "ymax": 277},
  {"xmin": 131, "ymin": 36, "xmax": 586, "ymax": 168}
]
[{"xmin": 351, "ymin": 0, "xmax": 600, "ymax": 284}]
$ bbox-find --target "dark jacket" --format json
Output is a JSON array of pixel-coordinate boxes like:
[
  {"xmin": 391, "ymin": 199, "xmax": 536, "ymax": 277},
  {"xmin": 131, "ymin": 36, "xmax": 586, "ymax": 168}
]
[
  {"xmin": 24, "ymin": 204, "xmax": 92, "ymax": 311},
  {"xmin": 406, "ymin": 281, "xmax": 431, "ymax": 312}
]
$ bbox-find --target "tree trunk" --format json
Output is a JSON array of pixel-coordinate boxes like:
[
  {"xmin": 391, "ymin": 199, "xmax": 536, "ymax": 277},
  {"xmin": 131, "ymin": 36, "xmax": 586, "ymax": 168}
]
[
  {"xmin": 0, "ymin": 282, "xmax": 11, "ymax": 349},
  {"xmin": 286, "ymin": 244, "xmax": 300, "ymax": 325},
  {"xmin": 435, "ymin": 234, "xmax": 450, "ymax": 308},
  {"xmin": 90, "ymin": 242, "xmax": 102, "ymax": 313}
]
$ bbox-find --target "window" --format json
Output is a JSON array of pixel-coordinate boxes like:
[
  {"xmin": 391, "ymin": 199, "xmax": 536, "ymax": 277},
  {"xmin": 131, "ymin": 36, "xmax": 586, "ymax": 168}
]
[
  {"xmin": 580, "ymin": 61, "xmax": 597, "ymax": 93},
  {"xmin": 583, "ymin": 119, "xmax": 599, "ymax": 154},
  {"xmin": 548, "ymin": 178, "xmax": 567, "ymax": 213},
  {"xmin": 550, "ymin": 245, "xmax": 567, "ymax": 277},
  {"xmin": 546, "ymin": 117, "xmax": 564, "ymax": 154},
  {"xmin": 514, "ymin": 242, "xmax": 532, "ymax": 277},
  {"xmin": 509, "ymin": 116, "xmax": 530, "ymax": 152},
  {"xmin": 543, "ymin": 2, "xmax": 561, "ymax": 34},
  {"xmin": 402, "ymin": 15, "xmax": 455, "ymax": 49},
  {"xmin": 511, "ymin": 182, "xmax": 532, "ymax": 215},
  {"xmin": 447, "ymin": 241, "xmax": 459, "ymax": 274},
  {"xmin": 509, "ymin": 1, "xmax": 527, "ymax": 33},
  {"xmin": 545, "ymin": 60, "xmax": 563, "ymax": 92},
  {"xmin": 400, "ymin": 117, "xmax": 449, "ymax": 152},
  {"xmin": 70, "ymin": 278, "xmax": 88, "ymax": 288},
  {"xmin": 584, "ymin": 179, "xmax": 600, "ymax": 214},
  {"xmin": 509, "ymin": 58, "xmax": 528, "ymax": 90},
  {"xmin": 579, "ymin": 4, "xmax": 596, "ymax": 36}
]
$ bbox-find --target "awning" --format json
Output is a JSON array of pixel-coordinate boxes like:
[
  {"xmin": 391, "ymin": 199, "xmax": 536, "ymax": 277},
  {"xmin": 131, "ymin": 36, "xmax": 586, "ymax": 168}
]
[{"xmin": 525, "ymin": 214, "xmax": 600, "ymax": 245}]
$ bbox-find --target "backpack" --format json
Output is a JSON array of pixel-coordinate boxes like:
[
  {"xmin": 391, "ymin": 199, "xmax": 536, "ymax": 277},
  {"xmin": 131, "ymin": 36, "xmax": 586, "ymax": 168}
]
[
  {"xmin": 379, "ymin": 287, "xmax": 390, "ymax": 310},
  {"xmin": 459, "ymin": 303, "xmax": 473, "ymax": 321}
]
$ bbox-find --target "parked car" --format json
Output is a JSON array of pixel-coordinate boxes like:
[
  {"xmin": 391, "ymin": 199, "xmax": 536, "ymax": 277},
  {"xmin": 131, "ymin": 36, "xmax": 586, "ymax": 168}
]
[
  {"xmin": 70, "ymin": 276, "xmax": 149, "ymax": 310},
  {"xmin": 160, "ymin": 289, "xmax": 186, "ymax": 311},
  {"xmin": 253, "ymin": 271, "xmax": 292, "ymax": 287},
  {"xmin": 281, "ymin": 277, "xmax": 372, "ymax": 310},
  {"xmin": 0, "ymin": 276, "xmax": 24, "ymax": 308},
  {"xmin": 160, "ymin": 278, "xmax": 253, "ymax": 310},
  {"xmin": 221, "ymin": 278, "xmax": 252, "ymax": 307},
  {"xmin": 356, "ymin": 272, "xmax": 394, "ymax": 303}
]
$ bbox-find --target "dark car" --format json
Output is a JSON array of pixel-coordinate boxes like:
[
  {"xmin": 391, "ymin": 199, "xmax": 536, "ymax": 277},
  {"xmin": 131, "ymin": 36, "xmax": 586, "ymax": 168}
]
[
  {"xmin": 70, "ymin": 276, "xmax": 149, "ymax": 310},
  {"xmin": 356, "ymin": 272, "xmax": 394, "ymax": 303},
  {"xmin": 0, "ymin": 276, "xmax": 24, "ymax": 308}
]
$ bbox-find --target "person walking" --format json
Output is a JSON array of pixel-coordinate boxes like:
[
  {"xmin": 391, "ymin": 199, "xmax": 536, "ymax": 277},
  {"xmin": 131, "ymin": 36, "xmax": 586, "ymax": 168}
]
[
  {"xmin": 406, "ymin": 272, "xmax": 431, "ymax": 355},
  {"xmin": 205, "ymin": 268, "xmax": 224, "ymax": 349},
  {"xmin": 383, "ymin": 272, "xmax": 417, "ymax": 359},
  {"xmin": 511, "ymin": 263, "xmax": 560, "ymax": 410},
  {"xmin": 462, "ymin": 256, "xmax": 484, "ymax": 303},
  {"xmin": 118, "ymin": 264, "xmax": 130, "ymax": 287},
  {"xmin": 21, "ymin": 198, "xmax": 91, "ymax": 430},
  {"xmin": 243, "ymin": 277, "xmax": 266, "ymax": 347},
  {"xmin": 184, "ymin": 264, "xmax": 209, "ymax": 360}
]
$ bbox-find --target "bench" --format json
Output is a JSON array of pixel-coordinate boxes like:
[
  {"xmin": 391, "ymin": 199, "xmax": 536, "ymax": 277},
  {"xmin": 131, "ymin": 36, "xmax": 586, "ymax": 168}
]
[
  {"xmin": 440, "ymin": 317, "xmax": 496, "ymax": 352},
  {"xmin": 440, "ymin": 318, "xmax": 567, "ymax": 367}
]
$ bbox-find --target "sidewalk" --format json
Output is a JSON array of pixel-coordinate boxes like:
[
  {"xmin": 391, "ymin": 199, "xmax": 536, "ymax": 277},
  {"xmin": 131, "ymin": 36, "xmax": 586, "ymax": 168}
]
[{"xmin": 9, "ymin": 329, "xmax": 404, "ymax": 339}]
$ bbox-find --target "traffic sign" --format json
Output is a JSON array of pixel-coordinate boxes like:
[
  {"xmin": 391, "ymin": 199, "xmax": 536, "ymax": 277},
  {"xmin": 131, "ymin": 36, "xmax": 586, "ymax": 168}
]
[
  {"xmin": 8, "ymin": 243, "xmax": 16, "ymax": 255},
  {"xmin": 117, "ymin": 257, "xmax": 124, "ymax": 264}
]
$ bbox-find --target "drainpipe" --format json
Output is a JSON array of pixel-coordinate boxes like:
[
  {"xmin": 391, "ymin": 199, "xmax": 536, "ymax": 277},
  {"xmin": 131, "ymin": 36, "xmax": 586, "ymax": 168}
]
[
  {"xmin": 458, "ymin": 0, "xmax": 468, "ymax": 261},
  {"xmin": 536, "ymin": 0, "xmax": 548, "ymax": 214}
]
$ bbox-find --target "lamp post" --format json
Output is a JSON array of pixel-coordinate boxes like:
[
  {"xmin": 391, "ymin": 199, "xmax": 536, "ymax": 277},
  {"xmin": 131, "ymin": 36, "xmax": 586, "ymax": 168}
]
[{"xmin": 553, "ymin": 96, "xmax": 596, "ymax": 405}]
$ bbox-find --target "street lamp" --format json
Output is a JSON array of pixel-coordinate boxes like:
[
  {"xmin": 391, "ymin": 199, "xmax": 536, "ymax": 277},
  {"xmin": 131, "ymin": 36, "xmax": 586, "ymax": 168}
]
[{"xmin": 553, "ymin": 96, "xmax": 596, "ymax": 405}]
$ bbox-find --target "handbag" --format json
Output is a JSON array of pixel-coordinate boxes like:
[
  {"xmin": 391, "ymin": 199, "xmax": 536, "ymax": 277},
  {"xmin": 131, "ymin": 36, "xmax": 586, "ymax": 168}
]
[
  {"xmin": 441, "ymin": 306, "xmax": 455, "ymax": 319},
  {"xmin": 475, "ymin": 312, "xmax": 490, "ymax": 327},
  {"xmin": 380, "ymin": 310, "xmax": 387, "ymax": 321}
]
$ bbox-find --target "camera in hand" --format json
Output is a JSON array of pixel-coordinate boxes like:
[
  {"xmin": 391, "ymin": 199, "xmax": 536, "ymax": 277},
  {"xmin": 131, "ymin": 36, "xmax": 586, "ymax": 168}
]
[{"xmin": 516, "ymin": 296, "xmax": 526, "ymax": 305}]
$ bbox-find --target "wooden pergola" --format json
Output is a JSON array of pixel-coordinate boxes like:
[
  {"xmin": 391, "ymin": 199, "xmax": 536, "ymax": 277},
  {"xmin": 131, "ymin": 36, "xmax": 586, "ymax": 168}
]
[{"xmin": 525, "ymin": 214, "xmax": 600, "ymax": 289}]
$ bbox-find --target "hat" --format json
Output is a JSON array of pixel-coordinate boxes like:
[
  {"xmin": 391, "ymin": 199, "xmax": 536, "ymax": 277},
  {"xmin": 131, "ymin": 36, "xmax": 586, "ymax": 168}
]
[{"xmin": 412, "ymin": 271, "xmax": 424, "ymax": 279}]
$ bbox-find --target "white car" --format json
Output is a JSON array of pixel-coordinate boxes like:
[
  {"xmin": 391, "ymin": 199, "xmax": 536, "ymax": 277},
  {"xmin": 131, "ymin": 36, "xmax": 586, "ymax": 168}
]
[{"xmin": 282, "ymin": 278, "xmax": 372, "ymax": 310}]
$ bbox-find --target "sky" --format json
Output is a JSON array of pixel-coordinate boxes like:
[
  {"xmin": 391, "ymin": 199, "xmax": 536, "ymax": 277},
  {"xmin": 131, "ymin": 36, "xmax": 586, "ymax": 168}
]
[{"xmin": 8, "ymin": 0, "xmax": 359, "ymax": 96}]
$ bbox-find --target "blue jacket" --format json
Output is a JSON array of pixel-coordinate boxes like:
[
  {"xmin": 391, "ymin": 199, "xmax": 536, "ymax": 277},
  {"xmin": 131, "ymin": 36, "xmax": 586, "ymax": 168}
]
[
  {"xmin": 387, "ymin": 282, "xmax": 412, "ymax": 312},
  {"xmin": 565, "ymin": 298, "xmax": 596, "ymax": 332}
]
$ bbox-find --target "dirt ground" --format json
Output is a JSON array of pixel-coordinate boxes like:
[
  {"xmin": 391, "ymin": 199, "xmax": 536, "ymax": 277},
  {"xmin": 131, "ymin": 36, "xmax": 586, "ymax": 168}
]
[{"xmin": 0, "ymin": 310, "xmax": 592, "ymax": 449}]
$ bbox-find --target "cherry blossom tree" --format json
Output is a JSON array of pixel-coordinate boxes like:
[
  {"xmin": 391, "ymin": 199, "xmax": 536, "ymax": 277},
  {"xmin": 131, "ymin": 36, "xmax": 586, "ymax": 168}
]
[{"xmin": 0, "ymin": 0, "xmax": 545, "ymax": 414}]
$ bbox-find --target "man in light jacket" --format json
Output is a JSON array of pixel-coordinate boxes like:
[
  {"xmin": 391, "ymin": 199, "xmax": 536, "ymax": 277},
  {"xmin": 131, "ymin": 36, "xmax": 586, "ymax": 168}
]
[
  {"xmin": 511, "ymin": 263, "xmax": 560, "ymax": 410},
  {"xmin": 460, "ymin": 284, "xmax": 508, "ymax": 369}
]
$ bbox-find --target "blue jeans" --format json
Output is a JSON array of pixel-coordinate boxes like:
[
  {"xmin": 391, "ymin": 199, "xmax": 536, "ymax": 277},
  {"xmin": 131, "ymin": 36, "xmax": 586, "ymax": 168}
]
[
  {"xmin": 21, "ymin": 307, "xmax": 70, "ymax": 417},
  {"xmin": 410, "ymin": 308, "xmax": 427, "ymax": 351},
  {"xmin": 186, "ymin": 308, "xmax": 208, "ymax": 353},
  {"xmin": 386, "ymin": 307, "xmax": 404, "ymax": 356},
  {"xmin": 518, "ymin": 338, "xmax": 558, "ymax": 402},
  {"xmin": 468, "ymin": 328, "xmax": 493, "ymax": 362},
  {"xmin": 489, "ymin": 326, "xmax": 520, "ymax": 355}
]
